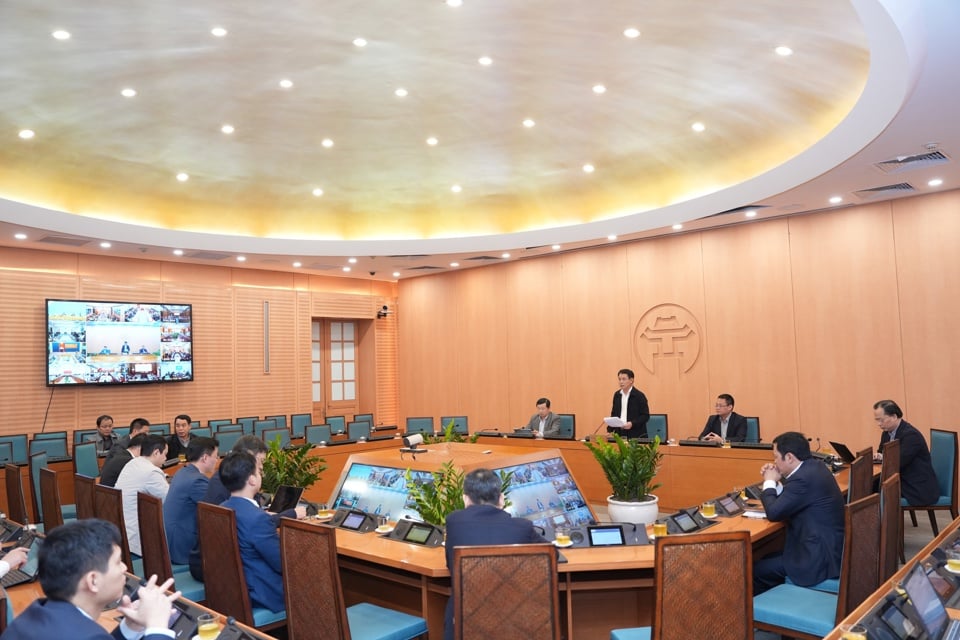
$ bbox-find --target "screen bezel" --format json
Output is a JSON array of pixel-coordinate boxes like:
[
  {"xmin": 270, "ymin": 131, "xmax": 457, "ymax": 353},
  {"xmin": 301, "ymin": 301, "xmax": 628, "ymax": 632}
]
[
  {"xmin": 588, "ymin": 525, "xmax": 626, "ymax": 547},
  {"xmin": 342, "ymin": 512, "xmax": 367, "ymax": 530},
  {"xmin": 403, "ymin": 523, "xmax": 434, "ymax": 544},
  {"xmin": 673, "ymin": 512, "xmax": 699, "ymax": 533}
]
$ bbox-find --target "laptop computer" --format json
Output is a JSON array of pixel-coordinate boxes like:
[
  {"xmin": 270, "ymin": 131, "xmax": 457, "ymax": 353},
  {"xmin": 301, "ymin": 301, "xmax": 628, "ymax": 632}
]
[
  {"xmin": 828, "ymin": 441, "xmax": 857, "ymax": 464},
  {"xmin": 268, "ymin": 485, "xmax": 304, "ymax": 514},
  {"xmin": 0, "ymin": 533, "xmax": 42, "ymax": 588},
  {"xmin": 902, "ymin": 562, "xmax": 960, "ymax": 640}
]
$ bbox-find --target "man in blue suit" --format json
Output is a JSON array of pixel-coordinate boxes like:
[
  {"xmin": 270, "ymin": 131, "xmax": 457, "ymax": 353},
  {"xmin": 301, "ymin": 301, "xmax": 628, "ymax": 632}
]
[
  {"xmin": 1, "ymin": 519, "xmax": 179, "ymax": 640},
  {"xmin": 219, "ymin": 451, "xmax": 285, "ymax": 613},
  {"xmin": 443, "ymin": 468, "xmax": 546, "ymax": 640},
  {"xmin": 164, "ymin": 436, "xmax": 219, "ymax": 565},
  {"xmin": 753, "ymin": 431, "xmax": 845, "ymax": 594}
]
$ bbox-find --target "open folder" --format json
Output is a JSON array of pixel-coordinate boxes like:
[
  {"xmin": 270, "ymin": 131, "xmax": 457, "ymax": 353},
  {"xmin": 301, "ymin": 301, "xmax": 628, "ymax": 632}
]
[{"xmin": 603, "ymin": 417, "xmax": 626, "ymax": 429}]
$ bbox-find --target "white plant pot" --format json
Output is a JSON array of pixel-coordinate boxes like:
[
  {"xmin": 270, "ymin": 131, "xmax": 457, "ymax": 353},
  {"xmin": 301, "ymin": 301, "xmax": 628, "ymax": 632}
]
[{"xmin": 606, "ymin": 494, "xmax": 659, "ymax": 525}]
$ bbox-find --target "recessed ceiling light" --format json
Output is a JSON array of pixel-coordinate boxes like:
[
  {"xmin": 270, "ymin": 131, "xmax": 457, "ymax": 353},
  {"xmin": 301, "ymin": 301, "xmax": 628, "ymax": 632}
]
[
  {"xmin": 353, "ymin": 37, "xmax": 368, "ymax": 47},
  {"xmin": 426, "ymin": 137, "xmax": 439, "ymax": 146},
  {"xmin": 18, "ymin": 129, "xmax": 35, "ymax": 140},
  {"xmin": 221, "ymin": 124, "xmax": 234, "ymax": 134},
  {"xmin": 551, "ymin": 244, "xmax": 561, "ymax": 251},
  {"xmin": 173, "ymin": 249, "xmax": 184, "ymax": 256},
  {"xmin": 501, "ymin": 253, "xmax": 510, "ymax": 259},
  {"xmin": 745, "ymin": 210, "xmax": 757, "ymax": 218},
  {"xmin": 451, "ymin": 184, "xmax": 462, "ymax": 193},
  {"xmin": 237, "ymin": 256, "xmax": 247, "ymax": 262},
  {"xmin": 14, "ymin": 233, "xmax": 27, "ymax": 240},
  {"xmin": 446, "ymin": 0, "xmax": 462, "ymax": 6},
  {"xmin": 450, "ymin": 262, "xmax": 459, "ymax": 268},
  {"xmin": 478, "ymin": 56, "xmax": 492, "ymax": 66},
  {"xmin": 522, "ymin": 119, "xmax": 535, "ymax": 128},
  {"xmin": 395, "ymin": 88, "xmax": 408, "ymax": 97},
  {"xmin": 592, "ymin": 84, "xmax": 606, "ymax": 95},
  {"xmin": 293, "ymin": 261, "xmax": 302, "ymax": 268},
  {"xmin": 672, "ymin": 224, "xmax": 683, "ymax": 230},
  {"xmin": 392, "ymin": 271, "xmax": 401, "ymax": 278},
  {"xmin": 211, "ymin": 27, "xmax": 228, "ymax": 37},
  {"xmin": 582, "ymin": 164, "xmax": 595, "ymax": 173},
  {"xmin": 929, "ymin": 178, "xmax": 944, "ymax": 187},
  {"xmin": 691, "ymin": 122, "xmax": 706, "ymax": 132},
  {"xmin": 321, "ymin": 138, "xmax": 334, "ymax": 148},
  {"xmin": 348, "ymin": 257, "xmax": 357, "ymax": 264},
  {"xmin": 623, "ymin": 27, "xmax": 640, "ymax": 39},
  {"xmin": 100, "ymin": 242, "xmax": 111, "ymax": 249},
  {"xmin": 607, "ymin": 235, "xmax": 617, "ymax": 241},
  {"xmin": 775, "ymin": 46, "xmax": 793, "ymax": 57},
  {"xmin": 312, "ymin": 187, "xmax": 324, "ymax": 197},
  {"xmin": 52, "ymin": 30, "xmax": 71, "ymax": 40},
  {"xmin": 342, "ymin": 266, "xmax": 351, "ymax": 272},
  {"xmin": 176, "ymin": 172, "xmax": 189, "ymax": 182},
  {"xmin": 279, "ymin": 79, "xmax": 294, "ymax": 89},
  {"xmin": 829, "ymin": 196, "xmax": 843, "ymax": 204},
  {"xmin": 121, "ymin": 88, "xmax": 137, "ymax": 98}
]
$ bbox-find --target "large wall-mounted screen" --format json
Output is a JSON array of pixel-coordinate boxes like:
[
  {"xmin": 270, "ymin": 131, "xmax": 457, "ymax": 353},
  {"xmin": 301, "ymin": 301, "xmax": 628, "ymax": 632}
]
[{"xmin": 46, "ymin": 299, "xmax": 193, "ymax": 386}]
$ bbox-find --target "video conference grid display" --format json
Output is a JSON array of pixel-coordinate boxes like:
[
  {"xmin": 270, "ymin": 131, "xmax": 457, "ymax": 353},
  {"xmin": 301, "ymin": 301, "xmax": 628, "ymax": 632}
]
[
  {"xmin": 331, "ymin": 456, "xmax": 592, "ymax": 530},
  {"xmin": 46, "ymin": 299, "xmax": 193, "ymax": 385}
]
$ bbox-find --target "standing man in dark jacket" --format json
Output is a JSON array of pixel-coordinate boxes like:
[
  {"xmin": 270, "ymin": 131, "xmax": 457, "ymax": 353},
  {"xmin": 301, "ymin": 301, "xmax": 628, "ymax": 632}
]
[
  {"xmin": 875, "ymin": 399, "xmax": 940, "ymax": 505},
  {"xmin": 609, "ymin": 368, "xmax": 650, "ymax": 439}
]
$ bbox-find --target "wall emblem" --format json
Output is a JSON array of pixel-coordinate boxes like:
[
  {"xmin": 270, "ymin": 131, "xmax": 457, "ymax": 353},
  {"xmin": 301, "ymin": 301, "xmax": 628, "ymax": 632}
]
[{"xmin": 633, "ymin": 304, "xmax": 702, "ymax": 374}]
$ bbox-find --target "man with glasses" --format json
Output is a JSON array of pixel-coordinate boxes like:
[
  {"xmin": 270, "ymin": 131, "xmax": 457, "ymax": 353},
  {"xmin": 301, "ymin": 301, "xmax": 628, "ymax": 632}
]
[
  {"xmin": 874, "ymin": 399, "xmax": 939, "ymax": 505},
  {"xmin": 699, "ymin": 394, "xmax": 748, "ymax": 443}
]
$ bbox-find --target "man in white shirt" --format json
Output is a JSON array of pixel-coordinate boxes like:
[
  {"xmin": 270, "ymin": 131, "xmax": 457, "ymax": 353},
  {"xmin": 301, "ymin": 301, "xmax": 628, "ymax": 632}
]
[
  {"xmin": 525, "ymin": 397, "xmax": 561, "ymax": 437},
  {"xmin": 115, "ymin": 434, "xmax": 169, "ymax": 556}
]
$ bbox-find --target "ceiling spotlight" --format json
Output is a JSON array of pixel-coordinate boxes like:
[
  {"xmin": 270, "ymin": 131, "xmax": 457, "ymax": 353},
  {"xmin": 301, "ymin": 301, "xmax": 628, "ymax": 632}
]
[
  {"xmin": 321, "ymin": 138, "xmax": 334, "ymax": 148},
  {"xmin": 342, "ymin": 266, "xmax": 351, "ymax": 272},
  {"xmin": 100, "ymin": 242, "xmax": 112, "ymax": 249},
  {"xmin": 672, "ymin": 224, "xmax": 683, "ymax": 230},
  {"xmin": 691, "ymin": 122, "xmax": 706, "ymax": 132},
  {"xmin": 551, "ymin": 244, "xmax": 561, "ymax": 251},
  {"xmin": 211, "ymin": 27, "xmax": 228, "ymax": 37},
  {"xmin": 121, "ymin": 88, "xmax": 137, "ymax": 98},
  {"xmin": 522, "ymin": 119, "xmax": 535, "ymax": 128},
  {"xmin": 279, "ymin": 79, "xmax": 294, "ymax": 89},
  {"xmin": 348, "ymin": 257, "xmax": 357, "ymax": 264},
  {"xmin": 582, "ymin": 164, "xmax": 595, "ymax": 173},
  {"xmin": 451, "ymin": 184, "xmax": 462, "ymax": 193},
  {"xmin": 592, "ymin": 84, "xmax": 606, "ymax": 95},
  {"xmin": 392, "ymin": 271, "xmax": 401, "ymax": 278},
  {"xmin": 829, "ymin": 196, "xmax": 843, "ymax": 204},
  {"xmin": 353, "ymin": 37, "xmax": 368, "ymax": 47},
  {"xmin": 426, "ymin": 137, "xmax": 438, "ymax": 146},
  {"xmin": 173, "ymin": 249, "xmax": 184, "ymax": 256},
  {"xmin": 745, "ymin": 210, "xmax": 757, "ymax": 218},
  {"xmin": 237, "ymin": 256, "xmax": 246, "ymax": 262},
  {"xmin": 395, "ymin": 88, "xmax": 408, "ymax": 97},
  {"xmin": 221, "ymin": 124, "xmax": 235, "ymax": 134},
  {"xmin": 176, "ymin": 172, "xmax": 189, "ymax": 182},
  {"xmin": 450, "ymin": 262, "xmax": 459, "ymax": 268},
  {"xmin": 928, "ymin": 178, "xmax": 944, "ymax": 187},
  {"xmin": 52, "ymin": 30, "xmax": 71, "ymax": 40},
  {"xmin": 623, "ymin": 27, "xmax": 640, "ymax": 39},
  {"xmin": 478, "ymin": 56, "xmax": 492, "ymax": 66},
  {"xmin": 293, "ymin": 261, "xmax": 302, "ymax": 268},
  {"xmin": 501, "ymin": 253, "xmax": 510, "ymax": 259},
  {"xmin": 312, "ymin": 187, "xmax": 324, "ymax": 197},
  {"xmin": 775, "ymin": 46, "xmax": 793, "ymax": 57},
  {"xmin": 14, "ymin": 233, "xmax": 27, "ymax": 240},
  {"xmin": 607, "ymin": 234, "xmax": 617, "ymax": 241},
  {"xmin": 446, "ymin": 0, "xmax": 462, "ymax": 6},
  {"xmin": 18, "ymin": 129, "xmax": 35, "ymax": 140}
]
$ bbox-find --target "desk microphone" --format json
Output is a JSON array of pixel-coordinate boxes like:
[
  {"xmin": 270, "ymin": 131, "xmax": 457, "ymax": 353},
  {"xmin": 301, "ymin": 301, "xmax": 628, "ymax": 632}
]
[{"xmin": 583, "ymin": 421, "xmax": 607, "ymax": 442}]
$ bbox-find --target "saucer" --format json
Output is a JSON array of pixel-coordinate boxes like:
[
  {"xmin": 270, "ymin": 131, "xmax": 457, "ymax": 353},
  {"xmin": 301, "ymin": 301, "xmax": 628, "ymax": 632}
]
[
  {"xmin": 553, "ymin": 540, "xmax": 574, "ymax": 548},
  {"xmin": 945, "ymin": 564, "xmax": 960, "ymax": 575},
  {"xmin": 314, "ymin": 511, "xmax": 334, "ymax": 521},
  {"xmin": 375, "ymin": 525, "xmax": 394, "ymax": 534},
  {"xmin": 700, "ymin": 512, "xmax": 718, "ymax": 519}
]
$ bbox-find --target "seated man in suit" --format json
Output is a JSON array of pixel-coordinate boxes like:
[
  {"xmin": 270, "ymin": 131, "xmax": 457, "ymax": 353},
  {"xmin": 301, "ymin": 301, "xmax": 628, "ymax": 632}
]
[
  {"xmin": 1, "ymin": 519, "xmax": 179, "ymax": 640},
  {"xmin": 219, "ymin": 451, "xmax": 285, "ymax": 613},
  {"xmin": 753, "ymin": 431, "xmax": 845, "ymax": 594},
  {"xmin": 164, "ymin": 436, "xmax": 219, "ymax": 565},
  {"xmin": 525, "ymin": 397, "xmax": 561, "ymax": 437},
  {"xmin": 874, "ymin": 399, "xmax": 940, "ymax": 505},
  {"xmin": 93, "ymin": 414, "xmax": 119, "ymax": 456},
  {"xmin": 698, "ymin": 393, "xmax": 748, "ymax": 443},
  {"xmin": 99, "ymin": 433, "xmax": 147, "ymax": 488},
  {"xmin": 165, "ymin": 414, "xmax": 194, "ymax": 461},
  {"xmin": 443, "ymin": 468, "xmax": 546, "ymax": 640}
]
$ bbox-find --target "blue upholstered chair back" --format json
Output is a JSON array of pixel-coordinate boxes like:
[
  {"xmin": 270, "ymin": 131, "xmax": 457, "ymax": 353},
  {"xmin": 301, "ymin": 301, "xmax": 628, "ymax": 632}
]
[
  {"xmin": 327, "ymin": 416, "xmax": 347, "ymax": 434},
  {"xmin": 347, "ymin": 421, "xmax": 371, "ymax": 440},
  {"xmin": 265, "ymin": 415, "xmax": 288, "ymax": 429},
  {"xmin": 439, "ymin": 416, "xmax": 469, "ymax": 435},
  {"xmin": 73, "ymin": 442, "xmax": 100, "ymax": 478},
  {"xmin": 558, "ymin": 414, "xmax": 576, "ymax": 439},
  {"xmin": 216, "ymin": 431, "xmax": 242, "ymax": 455},
  {"xmin": 647, "ymin": 414, "xmax": 668, "ymax": 441},
  {"xmin": 405, "ymin": 417, "xmax": 434, "ymax": 436},
  {"xmin": 745, "ymin": 417, "xmax": 760, "ymax": 443},
  {"xmin": 290, "ymin": 414, "xmax": 312, "ymax": 438},
  {"xmin": 930, "ymin": 428, "xmax": 957, "ymax": 500},
  {"xmin": 306, "ymin": 425, "xmax": 333, "ymax": 445}
]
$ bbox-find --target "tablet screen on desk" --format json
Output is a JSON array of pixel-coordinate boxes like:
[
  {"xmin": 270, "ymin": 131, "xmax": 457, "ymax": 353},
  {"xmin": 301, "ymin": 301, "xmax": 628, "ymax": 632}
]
[
  {"xmin": 342, "ymin": 512, "xmax": 366, "ymax": 530},
  {"xmin": 588, "ymin": 526, "xmax": 625, "ymax": 546},
  {"xmin": 673, "ymin": 512, "xmax": 698, "ymax": 533},
  {"xmin": 403, "ymin": 523, "xmax": 432, "ymax": 544}
]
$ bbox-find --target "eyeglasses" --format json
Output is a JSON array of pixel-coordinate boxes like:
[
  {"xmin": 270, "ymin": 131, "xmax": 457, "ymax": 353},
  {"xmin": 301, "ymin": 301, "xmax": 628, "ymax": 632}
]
[{"xmin": 715, "ymin": 404, "xmax": 731, "ymax": 409}]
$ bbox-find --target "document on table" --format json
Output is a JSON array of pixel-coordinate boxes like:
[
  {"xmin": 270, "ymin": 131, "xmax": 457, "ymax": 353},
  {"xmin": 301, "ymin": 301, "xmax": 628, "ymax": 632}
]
[
  {"xmin": 743, "ymin": 509, "xmax": 767, "ymax": 519},
  {"xmin": 603, "ymin": 417, "xmax": 626, "ymax": 429}
]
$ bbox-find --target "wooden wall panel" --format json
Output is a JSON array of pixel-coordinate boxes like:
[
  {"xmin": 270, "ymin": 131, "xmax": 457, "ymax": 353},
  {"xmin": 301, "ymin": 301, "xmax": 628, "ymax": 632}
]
[
  {"xmin": 891, "ymin": 191, "xmax": 960, "ymax": 430},
  {"xmin": 701, "ymin": 220, "xmax": 801, "ymax": 436},
  {"xmin": 374, "ymin": 298, "xmax": 399, "ymax": 427},
  {"xmin": 234, "ymin": 289, "xmax": 298, "ymax": 416},
  {"xmin": 788, "ymin": 203, "xmax": 905, "ymax": 449}
]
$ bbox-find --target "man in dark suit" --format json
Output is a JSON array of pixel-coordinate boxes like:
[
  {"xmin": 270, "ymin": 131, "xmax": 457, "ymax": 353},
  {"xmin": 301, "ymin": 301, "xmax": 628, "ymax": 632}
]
[
  {"xmin": 99, "ymin": 433, "xmax": 147, "ymax": 488},
  {"xmin": 165, "ymin": 414, "xmax": 194, "ymax": 461},
  {"xmin": 698, "ymin": 393, "xmax": 748, "ymax": 442},
  {"xmin": 609, "ymin": 368, "xmax": 650, "ymax": 439},
  {"xmin": 164, "ymin": 436, "xmax": 219, "ymax": 565},
  {"xmin": 525, "ymin": 397, "xmax": 561, "ymax": 437},
  {"xmin": 1, "ymin": 519, "xmax": 179, "ymax": 640},
  {"xmin": 443, "ymin": 468, "xmax": 546, "ymax": 640},
  {"xmin": 753, "ymin": 431, "xmax": 845, "ymax": 594},
  {"xmin": 874, "ymin": 399, "xmax": 940, "ymax": 505},
  {"xmin": 219, "ymin": 451, "xmax": 285, "ymax": 614}
]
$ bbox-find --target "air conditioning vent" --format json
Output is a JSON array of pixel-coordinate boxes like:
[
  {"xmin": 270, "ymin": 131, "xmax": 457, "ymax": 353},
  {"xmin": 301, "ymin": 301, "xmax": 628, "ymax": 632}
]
[
  {"xmin": 304, "ymin": 263, "xmax": 338, "ymax": 271},
  {"xmin": 408, "ymin": 265, "xmax": 443, "ymax": 270},
  {"xmin": 853, "ymin": 183, "xmax": 916, "ymax": 201},
  {"xmin": 464, "ymin": 255, "xmax": 500, "ymax": 261},
  {"xmin": 186, "ymin": 251, "xmax": 232, "ymax": 261},
  {"xmin": 874, "ymin": 151, "xmax": 950, "ymax": 174},
  {"xmin": 387, "ymin": 255, "xmax": 429, "ymax": 259},
  {"xmin": 38, "ymin": 235, "xmax": 89, "ymax": 247}
]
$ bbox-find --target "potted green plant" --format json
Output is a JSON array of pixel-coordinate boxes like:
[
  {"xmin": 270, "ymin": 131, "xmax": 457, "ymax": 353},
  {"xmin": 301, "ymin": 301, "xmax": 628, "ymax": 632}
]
[
  {"xmin": 585, "ymin": 433, "xmax": 663, "ymax": 525},
  {"xmin": 424, "ymin": 420, "xmax": 481, "ymax": 444},
  {"xmin": 261, "ymin": 437, "xmax": 326, "ymax": 494},
  {"xmin": 404, "ymin": 461, "xmax": 512, "ymax": 526}
]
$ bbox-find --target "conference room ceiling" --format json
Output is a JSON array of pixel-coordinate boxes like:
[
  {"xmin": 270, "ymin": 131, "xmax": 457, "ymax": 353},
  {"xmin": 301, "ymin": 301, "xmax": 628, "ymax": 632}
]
[{"xmin": 0, "ymin": 0, "xmax": 957, "ymax": 280}]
